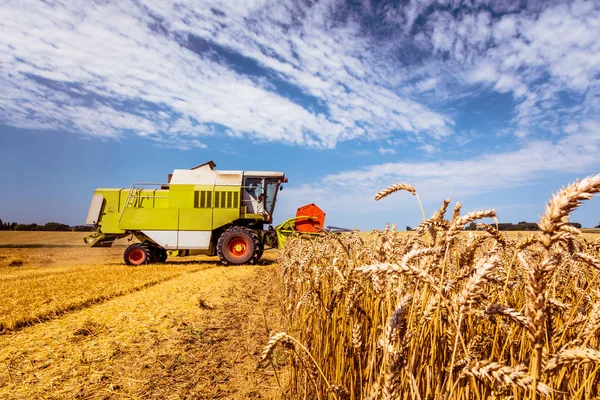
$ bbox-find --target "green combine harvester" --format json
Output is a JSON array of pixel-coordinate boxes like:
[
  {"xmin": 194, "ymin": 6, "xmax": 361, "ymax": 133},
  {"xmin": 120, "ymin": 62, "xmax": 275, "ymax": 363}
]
[{"xmin": 84, "ymin": 161, "xmax": 326, "ymax": 266}]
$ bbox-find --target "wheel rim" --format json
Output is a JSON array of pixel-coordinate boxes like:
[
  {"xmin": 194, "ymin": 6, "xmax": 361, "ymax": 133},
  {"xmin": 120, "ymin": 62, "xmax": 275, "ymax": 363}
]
[
  {"xmin": 129, "ymin": 249, "xmax": 145, "ymax": 263},
  {"xmin": 228, "ymin": 238, "xmax": 248, "ymax": 257}
]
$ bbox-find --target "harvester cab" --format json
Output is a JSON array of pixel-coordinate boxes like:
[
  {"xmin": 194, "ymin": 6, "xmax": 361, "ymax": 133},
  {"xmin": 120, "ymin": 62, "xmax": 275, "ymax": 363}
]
[
  {"xmin": 84, "ymin": 161, "xmax": 290, "ymax": 266},
  {"xmin": 241, "ymin": 174, "xmax": 281, "ymax": 221}
]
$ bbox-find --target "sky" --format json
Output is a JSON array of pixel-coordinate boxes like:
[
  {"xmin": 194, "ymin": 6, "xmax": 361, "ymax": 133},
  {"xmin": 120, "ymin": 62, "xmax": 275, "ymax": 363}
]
[{"xmin": 1, "ymin": 0, "xmax": 600, "ymax": 230}]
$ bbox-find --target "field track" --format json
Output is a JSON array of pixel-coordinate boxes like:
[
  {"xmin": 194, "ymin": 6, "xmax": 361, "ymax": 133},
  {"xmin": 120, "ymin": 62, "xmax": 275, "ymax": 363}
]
[
  {"xmin": 0, "ymin": 231, "xmax": 136, "ymax": 247},
  {"xmin": 0, "ymin": 232, "xmax": 282, "ymax": 399}
]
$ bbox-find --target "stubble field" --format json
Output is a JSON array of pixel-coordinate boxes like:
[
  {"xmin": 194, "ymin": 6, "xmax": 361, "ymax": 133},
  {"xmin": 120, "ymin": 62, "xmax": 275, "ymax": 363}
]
[{"xmin": 0, "ymin": 232, "xmax": 283, "ymax": 399}]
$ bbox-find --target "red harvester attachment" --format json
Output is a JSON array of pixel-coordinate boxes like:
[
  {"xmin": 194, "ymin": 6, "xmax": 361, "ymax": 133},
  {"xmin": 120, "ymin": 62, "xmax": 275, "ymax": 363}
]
[{"xmin": 295, "ymin": 203, "xmax": 326, "ymax": 232}]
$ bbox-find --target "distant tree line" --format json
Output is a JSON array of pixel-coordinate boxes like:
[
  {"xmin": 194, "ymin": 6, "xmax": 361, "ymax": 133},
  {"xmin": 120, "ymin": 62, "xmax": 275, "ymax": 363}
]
[{"xmin": 0, "ymin": 218, "xmax": 94, "ymax": 232}]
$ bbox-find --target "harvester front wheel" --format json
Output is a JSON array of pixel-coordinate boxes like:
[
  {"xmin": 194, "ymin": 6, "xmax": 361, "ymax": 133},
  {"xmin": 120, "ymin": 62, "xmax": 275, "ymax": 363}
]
[
  {"xmin": 124, "ymin": 243, "xmax": 150, "ymax": 266},
  {"xmin": 217, "ymin": 226, "xmax": 260, "ymax": 266}
]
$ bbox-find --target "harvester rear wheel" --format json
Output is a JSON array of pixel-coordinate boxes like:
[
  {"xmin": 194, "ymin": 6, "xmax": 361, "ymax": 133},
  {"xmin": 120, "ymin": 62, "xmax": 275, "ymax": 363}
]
[
  {"xmin": 256, "ymin": 242, "xmax": 264, "ymax": 260},
  {"xmin": 124, "ymin": 243, "xmax": 150, "ymax": 266},
  {"xmin": 217, "ymin": 226, "xmax": 260, "ymax": 266},
  {"xmin": 149, "ymin": 246, "xmax": 167, "ymax": 263}
]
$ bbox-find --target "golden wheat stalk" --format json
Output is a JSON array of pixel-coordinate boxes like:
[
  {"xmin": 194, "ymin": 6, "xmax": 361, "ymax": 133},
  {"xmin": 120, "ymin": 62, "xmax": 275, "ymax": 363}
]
[
  {"xmin": 451, "ymin": 201, "xmax": 462, "ymax": 223},
  {"xmin": 374, "ymin": 182, "xmax": 426, "ymax": 221},
  {"xmin": 457, "ymin": 253, "xmax": 500, "ymax": 310},
  {"xmin": 415, "ymin": 219, "xmax": 450, "ymax": 236},
  {"xmin": 573, "ymin": 252, "xmax": 600, "ymax": 270},
  {"xmin": 374, "ymin": 183, "xmax": 416, "ymax": 200},
  {"xmin": 431, "ymin": 198, "xmax": 452, "ymax": 222},
  {"xmin": 261, "ymin": 331, "xmax": 337, "ymax": 397},
  {"xmin": 477, "ymin": 223, "xmax": 507, "ymax": 247},
  {"xmin": 356, "ymin": 247, "xmax": 441, "ymax": 290},
  {"xmin": 538, "ymin": 174, "xmax": 600, "ymax": 244},
  {"xmin": 579, "ymin": 295, "xmax": 600, "ymax": 344},
  {"xmin": 464, "ymin": 360, "xmax": 551, "ymax": 396},
  {"xmin": 516, "ymin": 234, "xmax": 541, "ymax": 250},
  {"xmin": 544, "ymin": 347, "xmax": 600, "ymax": 372},
  {"xmin": 560, "ymin": 224, "xmax": 582, "ymax": 236},
  {"xmin": 356, "ymin": 262, "xmax": 439, "ymax": 291},
  {"xmin": 546, "ymin": 298, "xmax": 570, "ymax": 312},
  {"xmin": 486, "ymin": 304, "xmax": 534, "ymax": 333},
  {"xmin": 447, "ymin": 209, "xmax": 497, "ymax": 243},
  {"xmin": 352, "ymin": 323, "xmax": 362, "ymax": 353},
  {"xmin": 261, "ymin": 332, "xmax": 293, "ymax": 363}
]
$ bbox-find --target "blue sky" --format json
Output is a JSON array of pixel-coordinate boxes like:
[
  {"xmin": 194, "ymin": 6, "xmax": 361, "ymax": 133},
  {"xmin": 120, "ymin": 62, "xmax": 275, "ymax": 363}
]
[{"xmin": 1, "ymin": 0, "xmax": 600, "ymax": 229}]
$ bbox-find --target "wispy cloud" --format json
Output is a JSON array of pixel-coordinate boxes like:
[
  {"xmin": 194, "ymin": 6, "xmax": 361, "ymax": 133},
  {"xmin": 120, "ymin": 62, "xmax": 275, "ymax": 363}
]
[
  {"xmin": 378, "ymin": 147, "xmax": 396, "ymax": 155},
  {"xmin": 422, "ymin": 1, "xmax": 600, "ymax": 137},
  {"xmin": 331, "ymin": 140, "xmax": 575, "ymax": 192},
  {"xmin": 282, "ymin": 121, "xmax": 600, "ymax": 216},
  {"xmin": 0, "ymin": 0, "xmax": 454, "ymax": 149}
]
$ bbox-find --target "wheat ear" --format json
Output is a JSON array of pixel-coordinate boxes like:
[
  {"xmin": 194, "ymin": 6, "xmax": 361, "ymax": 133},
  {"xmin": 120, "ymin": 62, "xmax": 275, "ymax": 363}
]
[
  {"xmin": 573, "ymin": 252, "xmax": 600, "ymax": 270},
  {"xmin": 447, "ymin": 210, "xmax": 497, "ymax": 243},
  {"xmin": 538, "ymin": 174, "xmax": 600, "ymax": 245},
  {"xmin": 464, "ymin": 360, "xmax": 551, "ymax": 396},
  {"xmin": 374, "ymin": 182, "xmax": 425, "ymax": 220},
  {"xmin": 457, "ymin": 253, "xmax": 500, "ymax": 310},
  {"xmin": 544, "ymin": 347, "xmax": 600, "ymax": 372},
  {"xmin": 486, "ymin": 304, "xmax": 534, "ymax": 333}
]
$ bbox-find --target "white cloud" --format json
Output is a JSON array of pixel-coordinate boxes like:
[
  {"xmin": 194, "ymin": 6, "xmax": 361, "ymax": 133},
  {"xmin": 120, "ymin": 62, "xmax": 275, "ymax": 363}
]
[
  {"xmin": 419, "ymin": 144, "xmax": 437, "ymax": 154},
  {"xmin": 395, "ymin": 0, "xmax": 599, "ymax": 141},
  {"xmin": 378, "ymin": 147, "xmax": 396, "ymax": 155},
  {"xmin": 0, "ymin": 0, "xmax": 598, "ymax": 167},
  {"xmin": 0, "ymin": 0, "xmax": 454, "ymax": 149},
  {"xmin": 311, "ymin": 121, "xmax": 600, "ymax": 211},
  {"xmin": 416, "ymin": 77, "xmax": 439, "ymax": 92}
]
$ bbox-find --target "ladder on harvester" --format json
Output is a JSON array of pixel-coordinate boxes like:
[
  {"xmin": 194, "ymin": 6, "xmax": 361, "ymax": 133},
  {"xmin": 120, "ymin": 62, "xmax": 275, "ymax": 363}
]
[{"xmin": 118, "ymin": 183, "xmax": 166, "ymax": 223}]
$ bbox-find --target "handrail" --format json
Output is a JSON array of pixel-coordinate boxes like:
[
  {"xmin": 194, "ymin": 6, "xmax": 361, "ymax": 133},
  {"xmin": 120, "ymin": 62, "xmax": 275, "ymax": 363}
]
[
  {"xmin": 128, "ymin": 195, "xmax": 169, "ymax": 199},
  {"xmin": 118, "ymin": 182, "xmax": 166, "ymax": 223}
]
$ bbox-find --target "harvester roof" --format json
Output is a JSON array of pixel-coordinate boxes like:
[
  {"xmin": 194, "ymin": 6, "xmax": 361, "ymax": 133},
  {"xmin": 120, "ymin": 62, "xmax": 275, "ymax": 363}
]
[{"xmin": 168, "ymin": 161, "xmax": 284, "ymax": 185}]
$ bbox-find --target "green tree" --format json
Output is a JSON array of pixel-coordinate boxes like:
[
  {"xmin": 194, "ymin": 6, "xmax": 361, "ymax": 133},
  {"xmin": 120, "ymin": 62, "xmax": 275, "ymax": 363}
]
[
  {"xmin": 74, "ymin": 225, "xmax": 95, "ymax": 232},
  {"xmin": 43, "ymin": 222, "xmax": 70, "ymax": 231},
  {"xmin": 465, "ymin": 222, "xmax": 477, "ymax": 231}
]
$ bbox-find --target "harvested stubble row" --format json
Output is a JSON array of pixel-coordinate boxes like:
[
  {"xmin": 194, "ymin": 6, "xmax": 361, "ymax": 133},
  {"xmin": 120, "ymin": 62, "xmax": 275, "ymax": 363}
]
[
  {"xmin": 262, "ymin": 174, "xmax": 600, "ymax": 399},
  {"xmin": 0, "ymin": 261, "xmax": 206, "ymax": 332},
  {"xmin": 0, "ymin": 263, "xmax": 281, "ymax": 399}
]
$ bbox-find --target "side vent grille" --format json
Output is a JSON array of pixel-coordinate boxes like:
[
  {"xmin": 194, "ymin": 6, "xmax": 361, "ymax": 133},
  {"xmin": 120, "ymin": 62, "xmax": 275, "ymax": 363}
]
[
  {"xmin": 195, "ymin": 190, "xmax": 213, "ymax": 208},
  {"xmin": 200, "ymin": 191, "xmax": 239, "ymax": 209}
]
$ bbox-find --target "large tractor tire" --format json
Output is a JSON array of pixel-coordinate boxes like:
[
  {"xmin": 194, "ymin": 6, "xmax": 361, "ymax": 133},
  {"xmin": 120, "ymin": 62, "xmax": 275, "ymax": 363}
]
[
  {"xmin": 256, "ymin": 240, "xmax": 265, "ymax": 260},
  {"xmin": 124, "ymin": 243, "xmax": 151, "ymax": 266},
  {"xmin": 149, "ymin": 246, "xmax": 167, "ymax": 263},
  {"xmin": 217, "ymin": 226, "xmax": 261, "ymax": 266}
]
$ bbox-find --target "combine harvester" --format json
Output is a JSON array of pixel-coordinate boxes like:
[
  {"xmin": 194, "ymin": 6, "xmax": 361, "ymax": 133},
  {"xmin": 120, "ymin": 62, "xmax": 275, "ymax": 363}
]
[{"xmin": 84, "ymin": 161, "xmax": 336, "ymax": 266}]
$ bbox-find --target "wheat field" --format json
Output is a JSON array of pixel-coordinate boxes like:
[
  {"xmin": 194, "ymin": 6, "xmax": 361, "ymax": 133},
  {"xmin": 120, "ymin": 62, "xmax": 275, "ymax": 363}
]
[
  {"xmin": 262, "ymin": 175, "xmax": 600, "ymax": 399},
  {"xmin": 3, "ymin": 175, "xmax": 600, "ymax": 399}
]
